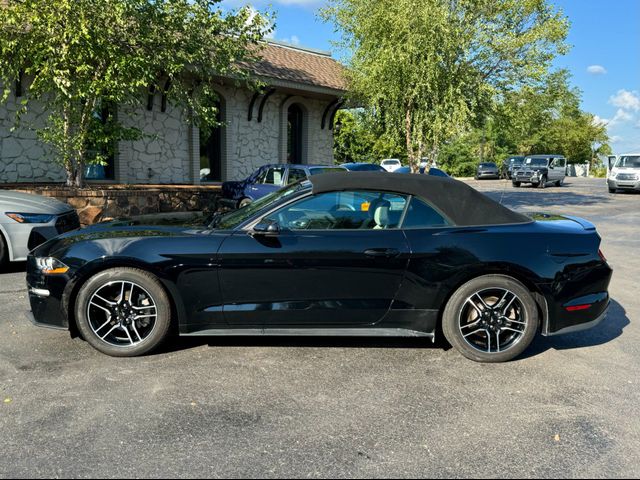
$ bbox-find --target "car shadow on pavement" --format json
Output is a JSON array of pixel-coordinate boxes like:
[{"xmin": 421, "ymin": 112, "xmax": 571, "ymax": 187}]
[
  {"xmin": 520, "ymin": 298, "xmax": 629, "ymax": 359},
  {"xmin": 0, "ymin": 261, "xmax": 26, "ymax": 274},
  {"xmin": 161, "ymin": 333, "xmax": 439, "ymax": 354}
]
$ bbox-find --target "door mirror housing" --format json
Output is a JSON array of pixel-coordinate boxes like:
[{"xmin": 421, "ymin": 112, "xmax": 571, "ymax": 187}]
[{"xmin": 253, "ymin": 219, "xmax": 280, "ymax": 235}]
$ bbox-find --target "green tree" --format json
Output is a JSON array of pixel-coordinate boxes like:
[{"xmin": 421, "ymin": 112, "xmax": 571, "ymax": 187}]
[
  {"xmin": 323, "ymin": 0, "xmax": 569, "ymax": 171},
  {"xmin": 0, "ymin": 0, "xmax": 271, "ymax": 186}
]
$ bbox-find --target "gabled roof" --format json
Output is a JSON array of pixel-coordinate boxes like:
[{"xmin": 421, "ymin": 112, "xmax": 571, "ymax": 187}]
[{"xmin": 247, "ymin": 41, "xmax": 348, "ymax": 93}]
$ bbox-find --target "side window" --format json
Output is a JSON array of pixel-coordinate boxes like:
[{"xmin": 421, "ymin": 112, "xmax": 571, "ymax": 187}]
[
  {"xmin": 263, "ymin": 167, "xmax": 286, "ymax": 185},
  {"xmin": 264, "ymin": 191, "xmax": 408, "ymax": 230},
  {"xmin": 557, "ymin": 158, "xmax": 566, "ymax": 168},
  {"xmin": 287, "ymin": 168, "xmax": 307, "ymax": 185},
  {"xmin": 402, "ymin": 197, "xmax": 450, "ymax": 229}
]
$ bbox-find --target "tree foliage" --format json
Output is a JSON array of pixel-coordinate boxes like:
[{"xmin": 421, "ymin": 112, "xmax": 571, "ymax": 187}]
[
  {"xmin": 323, "ymin": 0, "xmax": 569, "ymax": 171},
  {"xmin": 0, "ymin": 0, "xmax": 271, "ymax": 186}
]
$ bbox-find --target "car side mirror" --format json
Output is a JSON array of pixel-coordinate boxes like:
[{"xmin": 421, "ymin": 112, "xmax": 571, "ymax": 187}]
[{"xmin": 253, "ymin": 219, "xmax": 280, "ymax": 235}]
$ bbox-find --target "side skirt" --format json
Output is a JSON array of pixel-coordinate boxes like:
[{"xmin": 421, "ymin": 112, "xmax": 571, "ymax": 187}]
[{"xmin": 181, "ymin": 327, "xmax": 435, "ymax": 342}]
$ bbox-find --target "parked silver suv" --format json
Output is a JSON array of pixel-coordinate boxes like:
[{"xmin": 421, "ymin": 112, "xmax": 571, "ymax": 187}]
[
  {"xmin": 607, "ymin": 154, "xmax": 640, "ymax": 193},
  {"xmin": 512, "ymin": 155, "xmax": 566, "ymax": 188}
]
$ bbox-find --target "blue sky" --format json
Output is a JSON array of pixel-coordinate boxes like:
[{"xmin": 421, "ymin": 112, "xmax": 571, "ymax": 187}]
[{"xmin": 222, "ymin": 0, "xmax": 640, "ymax": 154}]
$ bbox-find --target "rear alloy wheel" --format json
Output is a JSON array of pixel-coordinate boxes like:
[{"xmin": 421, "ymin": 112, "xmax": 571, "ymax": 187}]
[
  {"xmin": 538, "ymin": 175, "xmax": 547, "ymax": 189},
  {"xmin": 75, "ymin": 268, "xmax": 172, "ymax": 357},
  {"xmin": 238, "ymin": 197, "xmax": 252, "ymax": 209},
  {"xmin": 442, "ymin": 275, "xmax": 539, "ymax": 362}
]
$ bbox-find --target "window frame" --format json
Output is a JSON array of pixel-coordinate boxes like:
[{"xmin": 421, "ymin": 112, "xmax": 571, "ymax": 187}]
[
  {"xmin": 251, "ymin": 190, "xmax": 411, "ymax": 232},
  {"xmin": 400, "ymin": 195, "xmax": 453, "ymax": 230},
  {"xmin": 243, "ymin": 189, "xmax": 457, "ymax": 233}
]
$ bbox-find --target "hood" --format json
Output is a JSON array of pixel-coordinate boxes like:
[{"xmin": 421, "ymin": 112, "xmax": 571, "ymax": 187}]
[
  {"xmin": 31, "ymin": 219, "xmax": 209, "ymax": 259},
  {"xmin": 0, "ymin": 190, "xmax": 72, "ymax": 215}
]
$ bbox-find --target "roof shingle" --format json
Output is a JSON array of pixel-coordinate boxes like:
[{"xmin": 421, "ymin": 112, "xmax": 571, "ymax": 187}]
[{"xmin": 248, "ymin": 42, "xmax": 348, "ymax": 93}]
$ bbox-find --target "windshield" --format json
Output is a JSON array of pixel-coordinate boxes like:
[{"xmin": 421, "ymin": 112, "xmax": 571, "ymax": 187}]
[
  {"xmin": 211, "ymin": 181, "xmax": 309, "ymax": 230},
  {"xmin": 524, "ymin": 157, "xmax": 549, "ymax": 167},
  {"xmin": 614, "ymin": 155, "xmax": 640, "ymax": 168},
  {"xmin": 509, "ymin": 157, "xmax": 524, "ymax": 165},
  {"xmin": 382, "ymin": 159, "xmax": 400, "ymax": 165}
]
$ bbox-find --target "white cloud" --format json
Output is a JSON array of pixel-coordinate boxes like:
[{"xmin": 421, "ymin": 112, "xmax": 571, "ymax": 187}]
[
  {"xmin": 610, "ymin": 135, "xmax": 624, "ymax": 143},
  {"xmin": 587, "ymin": 65, "xmax": 607, "ymax": 75},
  {"xmin": 281, "ymin": 35, "xmax": 301, "ymax": 45},
  {"xmin": 593, "ymin": 115, "xmax": 607, "ymax": 127},
  {"xmin": 593, "ymin": 109, "xmax": 634, "ymax": 128},
  {"xmin": 610, "ymin": 89, "xmax": 640, "ymax": 112}
]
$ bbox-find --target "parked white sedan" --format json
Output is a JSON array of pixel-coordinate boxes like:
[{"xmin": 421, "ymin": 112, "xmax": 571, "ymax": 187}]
[{"xmin": 0, "ymin": 191, "xmax": 79, "ymax": 266}]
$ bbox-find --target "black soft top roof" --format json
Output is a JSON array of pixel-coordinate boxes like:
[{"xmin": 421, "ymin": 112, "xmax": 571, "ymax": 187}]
[{"xmin": 309, "ymin": 172, "xmax": 531, "ymax": 226}]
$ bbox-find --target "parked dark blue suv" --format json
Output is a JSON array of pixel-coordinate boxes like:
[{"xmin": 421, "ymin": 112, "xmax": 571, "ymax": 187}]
[{"xmin": 221, "ymin": 164, "xmax": 346, "ymax": 208}]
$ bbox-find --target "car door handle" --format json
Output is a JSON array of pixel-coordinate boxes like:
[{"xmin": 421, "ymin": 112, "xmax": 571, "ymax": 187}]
[{"xmin": 364, "ymin": 248, "xmax": 400, "ymax": 258}]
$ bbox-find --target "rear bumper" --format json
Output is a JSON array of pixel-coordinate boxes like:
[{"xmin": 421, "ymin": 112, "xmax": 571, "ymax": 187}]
[{"xmin": 545, "ymin": 303, "xmax": 608, "ymax": 336}]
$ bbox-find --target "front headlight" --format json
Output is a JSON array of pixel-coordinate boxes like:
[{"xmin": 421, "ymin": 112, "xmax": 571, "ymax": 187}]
[
  {"xmin": 35, "ymin": 257, "xmax": 69, "ymax": 275},
  {"xmin": 6, "ymin": 212, "xmax": 55, "ymax": 224}
]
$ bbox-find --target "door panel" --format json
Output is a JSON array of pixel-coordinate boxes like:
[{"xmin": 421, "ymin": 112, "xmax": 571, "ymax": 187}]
[{"xmin": 218, "ymin": 230, "xmax": 410, "ymax": 327}]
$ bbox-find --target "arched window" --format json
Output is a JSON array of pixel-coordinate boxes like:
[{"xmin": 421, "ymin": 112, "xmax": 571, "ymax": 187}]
[
  {"xmin": 287, "ymin": 104, "xmax": 304, "ymax": 164},
  {"xmin": 199, "ymin": 99, "xmax": 224, "ymax": 182}
]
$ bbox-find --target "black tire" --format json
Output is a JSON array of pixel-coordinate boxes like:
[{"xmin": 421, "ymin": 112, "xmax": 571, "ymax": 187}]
[
  {"xmin": 442, "ymin": 275, "xmax": 539, "ymax": 363},
  {"xmin": 555, "ymin": 178, "xmax": 564, "ymax": 187},
  {"xmin": 608, "ymin": 187, "xmax": 616, "ymax": 194},
  {"xmin": 0, "ymin": 232, "xmax": 7, "ymax": 269},
  {"xmin": 238, "ymin": 197, "xmax": 252, "ymax": 209},
  {"xmin": 75, "ymin": 267, "xmax": 172, "ymax": 357},
  {"xmin": 537, "ymin": 175, "xmax": 547, "ymax": 189},
  {"xmin": 512, "ymin": 181, "xmax": 521, "ymax": 188}
]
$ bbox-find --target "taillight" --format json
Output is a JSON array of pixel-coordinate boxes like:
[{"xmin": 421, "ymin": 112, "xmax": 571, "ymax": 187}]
[{"xmin": 598, "ymin": 249, "xmax": 607, "ymax": 263}]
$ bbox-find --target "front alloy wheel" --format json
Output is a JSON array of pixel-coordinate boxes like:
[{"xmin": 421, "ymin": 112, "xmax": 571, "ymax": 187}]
[
  {"xmin": 442, "ymin": 275, "xmax": 539, "ymax": 362},
  {"xmin": 76, "ymin": 268, "xmax": 172, "ymax": 356}
]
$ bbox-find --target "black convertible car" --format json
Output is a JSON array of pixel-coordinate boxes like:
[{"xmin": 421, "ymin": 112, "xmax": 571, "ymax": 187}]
[{"xmin": 26, "ymin": 172, "xmax": 612, "ymax": 362}]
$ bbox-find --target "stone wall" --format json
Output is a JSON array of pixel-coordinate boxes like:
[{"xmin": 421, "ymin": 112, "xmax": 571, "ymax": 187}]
[
  {"xmin": 0, "ymin": 85, "xmax": 66, "ymax": 183},
  {"xmin": 1, "ymin": 81, "xmax": 338, "ymax": 185},
  {"xmin": 3, "ymin": 185, "xmax": 220, "ymax": 226}
]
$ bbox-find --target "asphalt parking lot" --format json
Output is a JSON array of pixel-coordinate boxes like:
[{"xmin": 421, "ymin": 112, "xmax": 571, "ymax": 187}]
[{"xmin": 1, "ymin": 176, "xmax": 638, "ymax": 478}]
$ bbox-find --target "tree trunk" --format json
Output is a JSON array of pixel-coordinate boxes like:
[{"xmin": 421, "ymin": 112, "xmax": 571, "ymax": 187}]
[{"xmin": 405, "ymin": 108, "xmax": 417, "ymax": 172}]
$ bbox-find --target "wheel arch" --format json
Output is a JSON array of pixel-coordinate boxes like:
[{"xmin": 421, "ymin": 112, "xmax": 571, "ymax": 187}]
[
  {"xmin": 435, "ymin": 266, "xmax": 549, "ymax": 336},
  {"xmin": 63, "ymin": 258, "xmax": 187, "ymax": 338},
  {"xmin": 0, "ymin": 224, "xmax": 15, "ymax": 262}
]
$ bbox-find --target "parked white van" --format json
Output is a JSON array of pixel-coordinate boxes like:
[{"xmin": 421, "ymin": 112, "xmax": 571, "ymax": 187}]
[{"xmin": 607, "ymin": 154, "xmax": 640, "ymax": 193}]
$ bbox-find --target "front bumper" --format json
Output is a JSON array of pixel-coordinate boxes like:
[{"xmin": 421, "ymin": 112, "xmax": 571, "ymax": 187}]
[
  {"xmin": 608, "ymin": 178, "xmax": 640, "ymax": 191},
  {"xmin": 477, "ymin": 172, "xmax": 499, "ymax": 178},
  {"xmin": 26, "ymin": 256, "xmax": 71, "ymax": 330}
]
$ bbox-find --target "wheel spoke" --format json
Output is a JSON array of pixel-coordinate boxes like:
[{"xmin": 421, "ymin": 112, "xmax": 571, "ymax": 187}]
[
  {"xmin": 94, "ymin": 293, "xmax": 117, "ymax": 306},
  {"xmin": 496, "ymin": 330, "xmax": 500, "ymax": 353},
  {"xmin": 131, "ymin": 305, "xmax": 156, "ymax": 311},
  {"xmin": 461, "ymin": 320, "xmax": 481, "ymax": 330},
  {"xmin": 500, "ymin": 293, "xmax": 517, "ymax": 316},
  {"xmin": 473, "ymin": 293, "xmax": 490, "ymax": 311},
  {"xmin": 94, "ymin": 318, "xmax": 112, "ymax": 333},
  {"xmin": 100, "ymin": 324, "xmax": 119, "ymax": 340},
  {"xmin": 121, "ymin": 325, "xmax": 134, "ymax": 345},
  {"xmin": 501, "ymin": 326, "xmax": 524, "ymax": 334},
  {"xmin": 133, "ymin": 314, "xmax": 156, "ymax": 320},
  {"xmin": 130, "ymin": 322, "xmax": 143, "ymax": 342},
  {"xmin": 463, "ymin": 328, "xmax": 485, "ymax": 338},
  {"xmin": 465, "ymin": 298, "xmax": 484, "ymax": 317},
  {"xmin": 118, "ymin": 282, "xmax": 126, "ymax": 303},
  {"xmin": 486, "ymin": 329, "xmax": 491, "ymax": 353},
  {"xmin": 129, "ymin": 283, "xmax": 135, "ymax": 302},
  {"xmin": 90, "ymin": 301, "xmax": 112, "ymax": 315}
]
